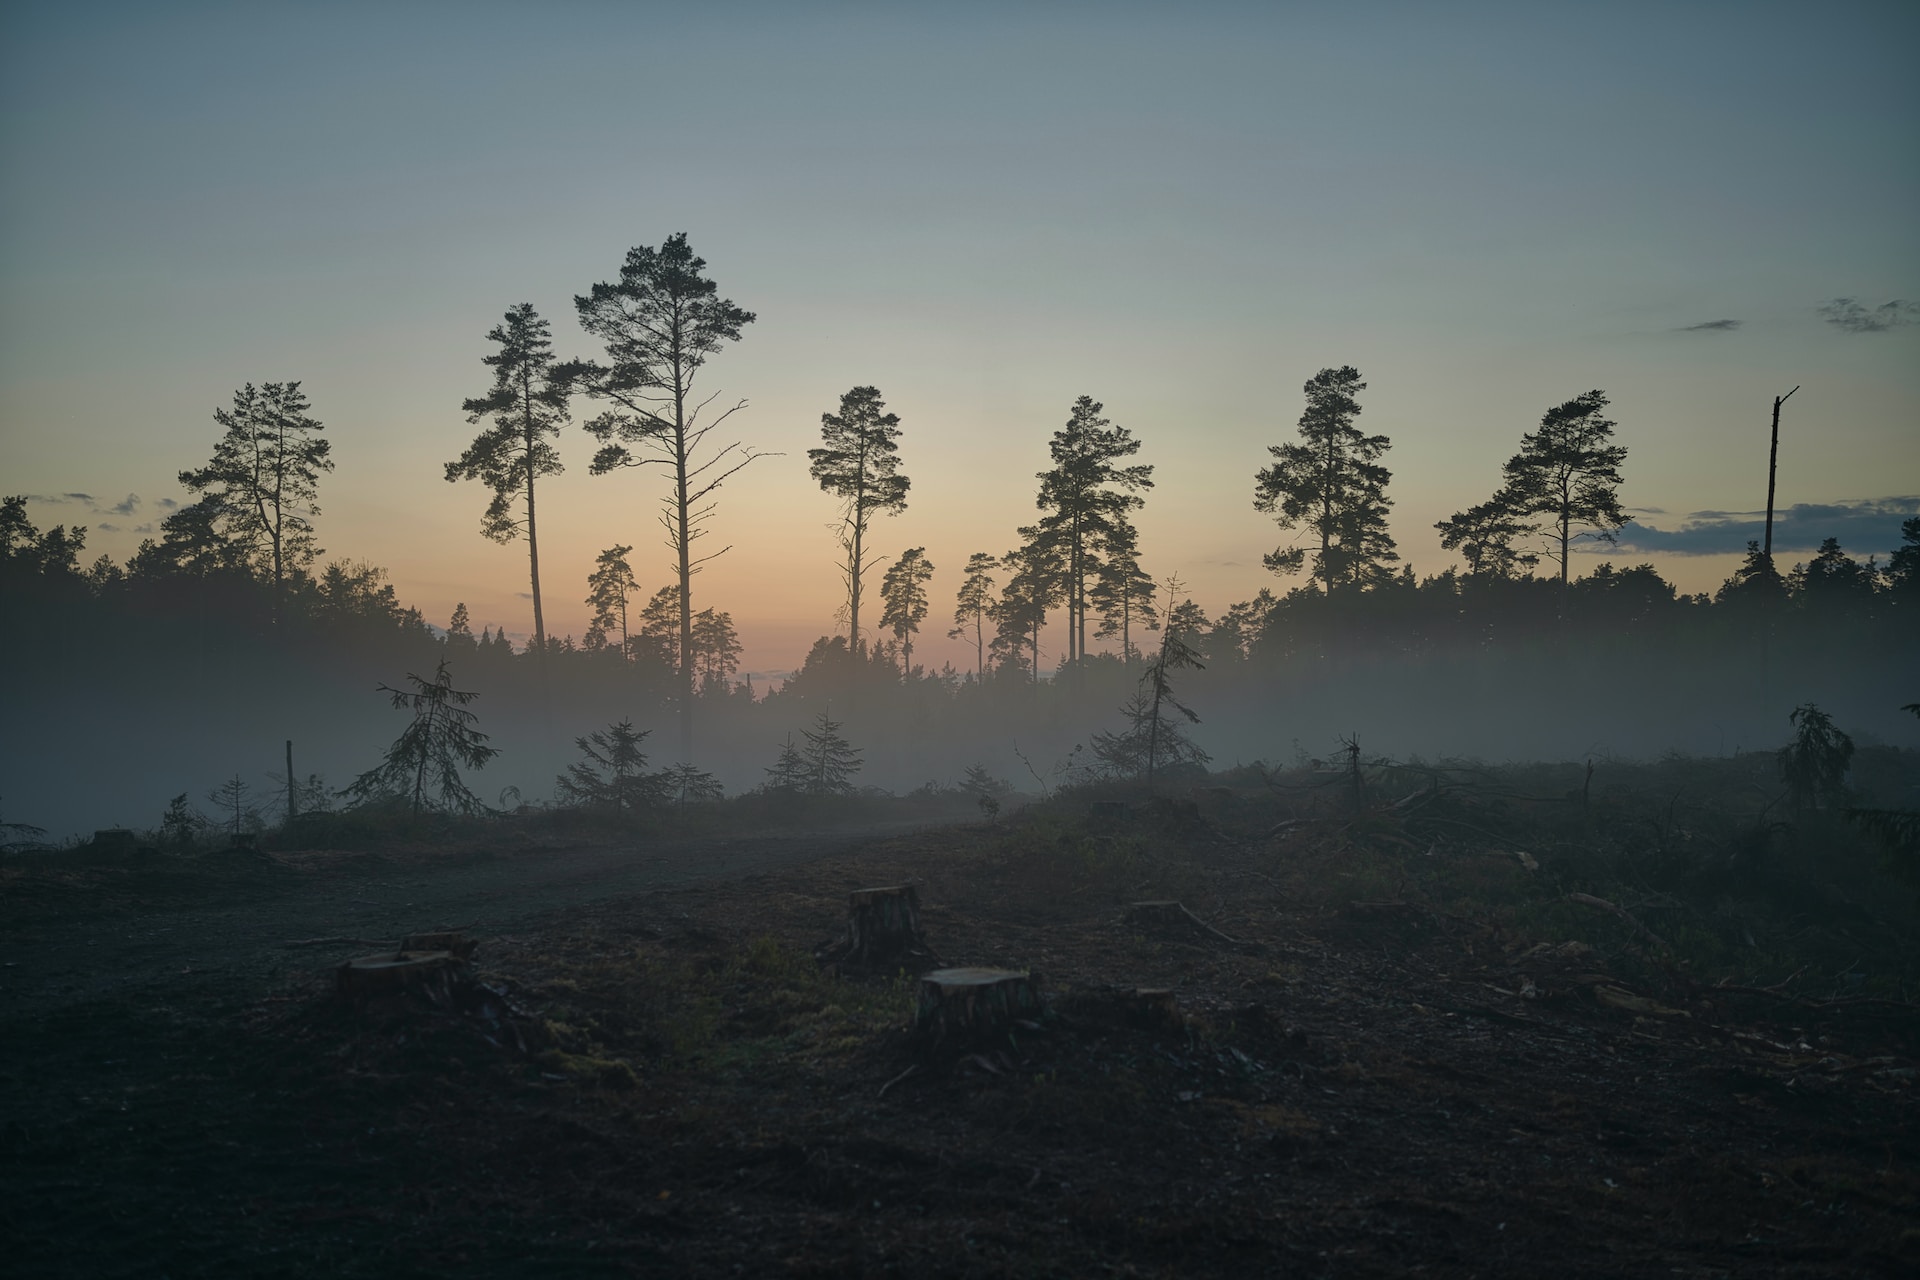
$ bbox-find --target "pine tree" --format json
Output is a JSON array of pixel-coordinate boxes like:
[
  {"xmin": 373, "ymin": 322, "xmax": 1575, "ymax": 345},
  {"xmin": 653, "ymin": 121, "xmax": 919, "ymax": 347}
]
[
  {"xmin": 659, "ymin": 761, "xmax": 725, "ymax": 806},
  {"xmin": 1492, "ymin": 389, "xmax": 1627, "ymax": 600},
  {"xmin": 800, "ymin": 710, "xmax": 863, "ymax": 796},
  {"xmin": 1716, "ymin": 540, "xmax": 1788, "ymax": 616},
  {"xmin": 878, "ymin": 547, "xmax": 935, "ymax": 674},
  {"xmin": 636, "ymin": 585, "xmax": 683, "ymax": 669},
  {"xmin": 584, "ymin": 544, "xmax": 640, "ymax": 659},
  {"xmin": 960, "ymin": 764, "xmax": 1012, "ymax": 819},
  {"xmin": 178, "ymin": 381, "xmax": 333, "ymax": 623},
  {"xmin": 1779, "ymin": 704, "xmax": 1854, "ymax": 811},
  {"xmin": 1032, "ymin": 396, "xmax": 1153, "ymax": 666},
  {"xmin": 342, "ymin": 659, "xmax": 500, "ymax": 815},
  {"xmin": 570, "ymin": 234, "xmax": 760, "ymax": 762},
  {"xmin": 809, "ymin": 386, "xmax": 911, "ymax": 652},
  {"xmin": 947, "ymin": 552, "xmax": 999, "ymax": 682},
  {"xmin": 691, "ymin": 607, "xmax": 743, "ymax": 692},
  {"xmin": 159, "ymin": 793, "xmax": 203, "ymax": 847},
  {"xmin": 1089, "ymin": 516, "xmax": 1158, "ymax": 665},
  {"xmin": 206, "ymin": 774, "xmax": 260, "ymax": 841},
  {"xmin": 1089, "ymin": 602, "xmax": 1208, "ymax": 789},
  {"xmin": 1885, "ymin": 518, "xmax": 1920, "ymax": 610},
  {"xmin": 1211, "ymin": 590, "xmax": 1277, "ymax": 663},
  {"xmin": 990, "ymin": 539, "xmax": 1064, "ymax": 681},
  {"xmin": 555, "ymin": 718, "xmax": 665, "ymax": 812},
  {"xmin": 1789, "ymin": 538, "xmax": 1876, "ymax": 615},
  {"xmin": 1435, "ymin": 497, "xmax": 1539, "ymax": 579},
  {"xmin": 763, "ymin": 734, "xmax": 808, "ymax": 793},
  {"xmin": 1252, "ymin": 366, "xmax": 1396, "ymax": 595},
  {"xmin": 447, "ymin": 303, "xmax": 569, "ymax": 653}
]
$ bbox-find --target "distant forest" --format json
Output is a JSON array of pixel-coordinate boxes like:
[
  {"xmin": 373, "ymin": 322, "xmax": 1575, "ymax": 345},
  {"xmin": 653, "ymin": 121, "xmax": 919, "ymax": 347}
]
[{"xmin": 4, "ymin": 234, "xmax": 1916, "ymax": 832}]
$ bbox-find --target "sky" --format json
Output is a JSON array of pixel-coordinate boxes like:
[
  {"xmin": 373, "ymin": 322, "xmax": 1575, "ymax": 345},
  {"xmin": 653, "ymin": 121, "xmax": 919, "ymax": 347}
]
[{"xmin": 3, "ymin": 0, "xmax": 1917, "ymax": 679}]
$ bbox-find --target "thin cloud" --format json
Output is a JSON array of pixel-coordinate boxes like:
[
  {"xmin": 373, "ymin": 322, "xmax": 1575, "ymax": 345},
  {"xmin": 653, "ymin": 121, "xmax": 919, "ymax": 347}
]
[
  {"xmin": 1817, "ymin": 297, "xmax": 1917, "ymax": 334},
  {"xmin": 26, "ymin": 491, "xmax": 141, "ymax": 517},
  {"xmin": 1607, "ymin": 496, "xmax": 1919, "ymax": 556},
  {"xmin": 157, "ymin": 497, "xmax": 178, "ymax": 510},
  {"xmin": 1676, "ymin": 319, "xmax": 1740, "ymax": 332}
]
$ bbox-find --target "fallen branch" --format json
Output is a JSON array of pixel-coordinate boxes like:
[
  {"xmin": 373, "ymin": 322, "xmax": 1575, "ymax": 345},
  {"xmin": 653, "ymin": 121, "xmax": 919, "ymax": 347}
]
[
  {"xmin": 877, "ymin": 1064, "xmax": 919, "ymax": 1099},
  {"xmin": 1125, "ymin": 900, "xmax": 1252, "ymax": 948}
]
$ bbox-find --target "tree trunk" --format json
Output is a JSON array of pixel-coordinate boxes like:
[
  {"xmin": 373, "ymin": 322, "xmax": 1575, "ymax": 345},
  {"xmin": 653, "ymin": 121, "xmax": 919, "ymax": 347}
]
[
  {"xmin": 675, "ymin": 401, "xmax": 694, "ymax": 763},
  {"xmin": 849, "ymin": 472, "xmax": 865, "ymax": 655},
  {"xmin": 526, "ymin": 463, "xmax": 546, "ymax": 655}
]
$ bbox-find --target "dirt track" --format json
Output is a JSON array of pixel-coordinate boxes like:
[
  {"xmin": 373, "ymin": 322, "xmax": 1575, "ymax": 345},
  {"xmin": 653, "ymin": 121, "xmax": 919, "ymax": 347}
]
[{"xmin": 0, "ymin": 819, "xmax": 944, "ymax": 1017}]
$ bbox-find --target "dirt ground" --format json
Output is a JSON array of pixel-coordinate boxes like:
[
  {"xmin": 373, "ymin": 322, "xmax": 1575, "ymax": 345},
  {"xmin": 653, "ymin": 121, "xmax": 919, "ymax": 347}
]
[{"xmin": 3, "ymin": 813, "xmax": 1916, "ymax": 1278}]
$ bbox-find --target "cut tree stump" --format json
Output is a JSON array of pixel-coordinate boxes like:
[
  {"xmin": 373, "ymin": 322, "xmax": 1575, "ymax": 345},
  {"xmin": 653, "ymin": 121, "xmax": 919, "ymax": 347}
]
[
  {"xmin": 915, "ymin": 967, "xmax": 1043, "ymax": 1047},
  {"xmin": 336, "ymin": 950, "xmax": 463, "ymax": 1007},
  {"xmin": 400, "ymin": 930, "xmax": 478, "ymax": 961},
  {"xmin": 820, "ymin": 886, "xmax": 937, "ymax": 967}
]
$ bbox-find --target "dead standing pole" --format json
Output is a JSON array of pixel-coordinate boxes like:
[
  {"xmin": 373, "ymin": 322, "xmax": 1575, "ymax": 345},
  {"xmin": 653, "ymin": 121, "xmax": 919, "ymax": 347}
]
[
  {"xmin": 286, "ymin": 739, "xmax": 296, "ymax": 827},
  {"xmin": 1760, "ymin": 386, "xmax": 1798, "ymax": 713},
  {"xmin": 1763, "ymin": 386, "xmax": 1798, "ymax": 559}
]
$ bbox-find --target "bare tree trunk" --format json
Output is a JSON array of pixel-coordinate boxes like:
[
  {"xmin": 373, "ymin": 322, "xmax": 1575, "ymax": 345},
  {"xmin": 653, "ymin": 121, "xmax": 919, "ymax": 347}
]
[
  {"xmin": 526, "ymin": 466, "xmax": 546, "ymax": 654},
  {"xmin": 1146, "ymin": 657, "xmax": 1165, "ymax": 794},
  {"xmin": 676, "ymin": 409, "xmax": 694, "ymax": 762},
  {"xmin": 524, "ymin": 389, "xmax": 548, "ymax": 655},
  {"xmin": 849, "ymin": 516, "xmax": 863, "ymax": 654}
]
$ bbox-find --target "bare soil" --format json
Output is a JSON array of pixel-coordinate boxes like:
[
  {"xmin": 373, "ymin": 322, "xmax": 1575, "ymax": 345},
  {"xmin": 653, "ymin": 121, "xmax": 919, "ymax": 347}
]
[{"xmin": 3, "ymin": 814, "xmax": 1916, "ymax": 1277}]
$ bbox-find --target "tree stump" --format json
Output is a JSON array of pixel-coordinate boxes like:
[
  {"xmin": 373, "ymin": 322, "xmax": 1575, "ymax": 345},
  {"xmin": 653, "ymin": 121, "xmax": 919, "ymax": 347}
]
[
  {"xmin": 85, "ymin": 829, "xmax": 139, "ymax": 860},
  {"xmin": 822, "ymin": 885, "xmax": 935, "ymax": 967},
  {"xmin": 915, "ymin": 967, "xmax": 1042, "ymax": 1047},
  {"xmin": 400, "ymin": 930, "xmax": 478, "ymax": 961},
  {"xmin": 1118, "ymin": 986, "xmax": 1179, "ymax": 1026},
  {"xmin": 336, "ymin": 950, "xmax": 463, "ymax": 1007}
]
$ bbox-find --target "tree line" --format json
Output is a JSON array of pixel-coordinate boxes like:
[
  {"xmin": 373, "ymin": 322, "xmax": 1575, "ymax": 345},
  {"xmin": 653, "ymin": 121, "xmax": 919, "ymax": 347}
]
[{"xmin": 5, "ymin": 231, "xmax": 1918, "ymax": 803}]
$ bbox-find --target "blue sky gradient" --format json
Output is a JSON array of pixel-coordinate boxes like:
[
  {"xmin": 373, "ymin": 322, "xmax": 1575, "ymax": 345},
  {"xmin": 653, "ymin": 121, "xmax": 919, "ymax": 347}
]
[{"xmin": 4, "ymin": 1, "xmax": 1916, "ymax": 664}]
